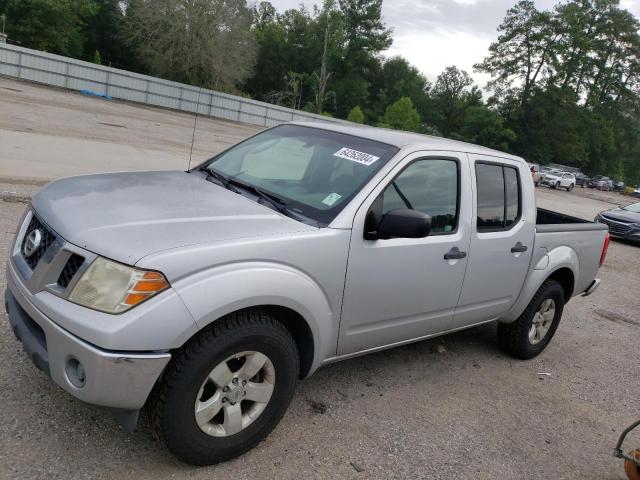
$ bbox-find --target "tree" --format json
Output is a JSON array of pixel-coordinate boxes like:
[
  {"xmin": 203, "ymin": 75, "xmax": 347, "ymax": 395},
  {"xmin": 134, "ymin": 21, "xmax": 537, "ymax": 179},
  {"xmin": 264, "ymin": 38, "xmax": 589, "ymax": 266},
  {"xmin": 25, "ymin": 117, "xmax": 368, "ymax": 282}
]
[
  {"xmin": 92, "ymin": 49, "xmax": 101, "ymax": 64},
  {"xmin": 371, "ymin": 56, "xmax": 430, "ymax": 120},
  {"xmin": 123, "ymin": 0, "xmax": 256, "ymax": 92},
  {"xmin": 81, "ymin": 0, "xmax": 133, "ymax": 67},
  {"xmin": 333, "ymin": 0, "xmax": 392, "ymax": 117},
  {"xmin": 347, "ymin": 105, "xmax": 365, "ymax": 123},
  {"xmin": 460, "ymin": 106, "xmax": 517, "ymax": 152},
  {"xmin": 429, "ymin": 66, "xmax": 482, "ymax": 137},
  {"xmin": 380, "ymin": 97, "xmax": 421, "ymax": 132},
  {"xmin": 0, "ymin": 0, "xmax": 95, "ymax": 57},
  {"xmin": 475, "ymin": 0, "xmax": 557, "ymax": 106}
]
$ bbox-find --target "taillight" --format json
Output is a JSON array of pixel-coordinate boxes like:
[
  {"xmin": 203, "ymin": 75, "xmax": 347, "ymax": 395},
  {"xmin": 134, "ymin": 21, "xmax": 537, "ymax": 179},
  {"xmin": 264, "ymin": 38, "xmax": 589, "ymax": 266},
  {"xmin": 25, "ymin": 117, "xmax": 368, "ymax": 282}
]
[{"xmin": 599, "ymin": 233, "xmax": 610, "ymax": 267}]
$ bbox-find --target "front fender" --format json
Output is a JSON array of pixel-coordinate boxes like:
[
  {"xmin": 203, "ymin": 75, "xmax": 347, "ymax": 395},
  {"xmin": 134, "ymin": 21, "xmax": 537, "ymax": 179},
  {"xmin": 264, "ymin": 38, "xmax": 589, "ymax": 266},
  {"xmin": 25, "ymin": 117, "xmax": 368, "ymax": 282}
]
[
  {"xmin": 172, "ymin": 261, "xmax": 336, "ymax": 374},
  {"xmin": 500, "ymin": 245, "xmax": 579, "ymax": 323}
]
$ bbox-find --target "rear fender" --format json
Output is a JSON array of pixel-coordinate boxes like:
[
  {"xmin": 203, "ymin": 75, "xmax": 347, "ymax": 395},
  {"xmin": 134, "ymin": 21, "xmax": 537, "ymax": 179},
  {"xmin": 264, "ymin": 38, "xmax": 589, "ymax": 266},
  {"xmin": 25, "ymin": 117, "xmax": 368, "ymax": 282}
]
[{"xmin": 499, "ymin": 245, "xmax": 578, "ymax": 323}]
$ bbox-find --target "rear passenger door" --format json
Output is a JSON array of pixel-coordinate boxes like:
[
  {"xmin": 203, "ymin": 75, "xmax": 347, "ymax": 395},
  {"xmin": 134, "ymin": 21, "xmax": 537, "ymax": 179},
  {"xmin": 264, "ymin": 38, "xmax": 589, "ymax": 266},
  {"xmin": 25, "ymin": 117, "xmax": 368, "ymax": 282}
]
[{"xmin": 451, "ymin": 157, "xmax": 534, "ymax": 330}]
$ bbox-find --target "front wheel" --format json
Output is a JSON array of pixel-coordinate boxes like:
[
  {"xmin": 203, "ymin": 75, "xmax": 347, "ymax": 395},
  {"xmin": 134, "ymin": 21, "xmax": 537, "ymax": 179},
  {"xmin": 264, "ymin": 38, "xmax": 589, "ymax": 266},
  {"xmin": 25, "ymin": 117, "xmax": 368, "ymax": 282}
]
[
  {"xmin": 568, "ymin": 183, "xmax": 574, "ymax": 192},
  {"xmin": 497, "ymin": 280, "xmax": 565, "ymax": 359},
  {"xmin": 151, "ymin": 310, "xmax": 299, "ymax": 465}
]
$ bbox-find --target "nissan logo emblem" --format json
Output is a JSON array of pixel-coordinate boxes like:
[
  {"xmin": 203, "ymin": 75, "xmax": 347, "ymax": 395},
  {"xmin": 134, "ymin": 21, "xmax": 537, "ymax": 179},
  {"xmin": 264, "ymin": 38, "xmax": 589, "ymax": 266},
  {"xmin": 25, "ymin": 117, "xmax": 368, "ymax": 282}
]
[{"xmin": 23, "ymin": 229, "xmax": 42, "ymax": 258}]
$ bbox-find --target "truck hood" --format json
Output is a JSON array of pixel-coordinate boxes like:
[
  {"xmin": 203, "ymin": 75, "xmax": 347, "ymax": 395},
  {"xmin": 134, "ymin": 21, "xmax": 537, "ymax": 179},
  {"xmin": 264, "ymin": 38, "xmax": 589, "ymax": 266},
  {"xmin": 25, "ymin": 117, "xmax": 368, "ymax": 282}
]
[
  {"xmin": 600, "ymin": 208, "xmax": 640, "ymax": 224},
  {"xmin": 32, "ymin": 171, "xmax": 316, "ymax": 264}
]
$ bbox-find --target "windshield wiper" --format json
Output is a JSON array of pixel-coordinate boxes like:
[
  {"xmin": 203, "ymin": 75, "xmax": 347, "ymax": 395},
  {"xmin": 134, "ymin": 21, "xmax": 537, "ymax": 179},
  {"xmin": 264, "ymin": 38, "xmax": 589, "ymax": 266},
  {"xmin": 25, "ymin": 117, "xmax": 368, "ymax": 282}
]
[
  {"xmin": 200, "ymin": 168, "xmax": 315, "ymax": 224},
  {"xmin": 201, "ymin": 168, "xmax": 240, "ymax": 193},
  {"xmin": 230, "ymin": 180, "xmax": 293, "ymax": 216}
]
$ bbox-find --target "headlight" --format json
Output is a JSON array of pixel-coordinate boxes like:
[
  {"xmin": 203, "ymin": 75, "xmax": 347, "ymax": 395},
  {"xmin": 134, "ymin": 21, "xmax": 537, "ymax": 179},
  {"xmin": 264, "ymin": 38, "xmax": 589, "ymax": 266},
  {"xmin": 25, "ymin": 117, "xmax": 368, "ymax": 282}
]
[{"xmin": 68, "ymin": 257, "xmax": 169, "ymax": 314}]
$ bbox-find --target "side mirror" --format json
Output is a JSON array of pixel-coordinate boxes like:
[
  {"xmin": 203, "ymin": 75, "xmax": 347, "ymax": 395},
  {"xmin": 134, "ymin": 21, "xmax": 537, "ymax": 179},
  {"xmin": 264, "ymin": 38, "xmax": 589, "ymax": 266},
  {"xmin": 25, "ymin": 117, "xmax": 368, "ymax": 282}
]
[{"xmin": 376, "ymin": 209, "xmax": 431, "ymax": 239}]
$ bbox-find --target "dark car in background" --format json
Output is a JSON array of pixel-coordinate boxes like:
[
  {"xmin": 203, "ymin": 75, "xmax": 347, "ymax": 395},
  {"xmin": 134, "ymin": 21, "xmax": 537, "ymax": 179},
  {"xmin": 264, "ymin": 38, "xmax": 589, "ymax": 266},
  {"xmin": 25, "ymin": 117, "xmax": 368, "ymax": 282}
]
[
  {"xmin": 589, "ymin": 175, "xmax": 613, "ymax": 191},
  {"xmin": 595, "ymin": 202, "xmax": 640, "ymax": 243},
  {"xmin": 575, "ymin": 173, "xmax": 590, "ymax": 188},
  {"xmin": 613, "ymin": 181, "xmax": 625, "ymax": 192}
]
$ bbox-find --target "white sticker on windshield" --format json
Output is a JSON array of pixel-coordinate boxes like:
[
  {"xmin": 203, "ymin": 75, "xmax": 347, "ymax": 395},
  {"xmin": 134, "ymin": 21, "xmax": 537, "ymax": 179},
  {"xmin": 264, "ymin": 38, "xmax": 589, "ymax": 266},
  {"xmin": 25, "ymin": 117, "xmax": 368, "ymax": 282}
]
[
  {"xmin": 322, "ymin": 192, "xmax": 342, "ymax": 207},
  {"xmin": 334, "ymin": 147, "xmax": 380, "ymax": 166}
]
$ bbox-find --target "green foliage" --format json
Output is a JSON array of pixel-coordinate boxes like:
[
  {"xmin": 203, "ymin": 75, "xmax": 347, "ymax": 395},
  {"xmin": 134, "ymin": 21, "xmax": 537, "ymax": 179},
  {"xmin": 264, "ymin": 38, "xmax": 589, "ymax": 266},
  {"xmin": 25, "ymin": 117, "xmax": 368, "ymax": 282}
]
[
  {"xmin": 347, "ymin": 105, "xmax": 365, "ymax": 123},
  {"xmin": 476, "ymin": 0, "xmax": 640, "ymax": 180},
  {"xmin": 123, "ymin": 0, "xmax": 256, "ymax": 91},
  {"xmin": 92, "ymin": 49, "xmax": 101, "ymax": 64},
  {"xmin": 381, "ymin": 97, "xmax": 421, "ymax": 132},
  {"xmin": 428, "ymin": 66, "xmax": 482, "ymax": 137},
  {"xmin": 0, "ymin": 0, "xmax": 95, "ymax": 57},
  {"xmin": 460, "ymin": 106, "xmax": 516, "ymax": 152}
]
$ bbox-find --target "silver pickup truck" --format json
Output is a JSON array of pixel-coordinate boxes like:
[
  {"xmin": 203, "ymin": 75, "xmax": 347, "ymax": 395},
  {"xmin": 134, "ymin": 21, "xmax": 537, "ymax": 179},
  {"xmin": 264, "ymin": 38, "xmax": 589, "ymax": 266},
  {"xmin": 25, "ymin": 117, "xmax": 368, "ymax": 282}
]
[{"xmin": 5, "ymin": 122, "xmax": 609, "ymax": 465}]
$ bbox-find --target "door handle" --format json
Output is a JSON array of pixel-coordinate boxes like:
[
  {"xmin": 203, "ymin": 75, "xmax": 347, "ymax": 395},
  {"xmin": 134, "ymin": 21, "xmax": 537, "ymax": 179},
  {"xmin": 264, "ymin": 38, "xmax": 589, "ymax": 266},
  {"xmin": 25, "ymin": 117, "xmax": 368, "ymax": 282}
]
[
  {"xmin": 444, "ymin": 247, "xmax": 467, "ymax": 260},
  {"xmin": 511, "ymin": 242, "xmax": 528, "ymax": 253}
]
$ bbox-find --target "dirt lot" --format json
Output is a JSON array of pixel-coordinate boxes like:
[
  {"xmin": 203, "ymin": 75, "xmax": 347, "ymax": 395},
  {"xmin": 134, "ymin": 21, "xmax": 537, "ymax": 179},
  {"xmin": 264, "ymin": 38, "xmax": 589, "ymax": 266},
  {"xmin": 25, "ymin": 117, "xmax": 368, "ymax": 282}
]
[
  {"xmin": 0, "ymin": 77, "xmax": 262, "ymax": 183},
  {"xmin": 1, "ymin": 79, "xmax": 639, "ymax": 480}
]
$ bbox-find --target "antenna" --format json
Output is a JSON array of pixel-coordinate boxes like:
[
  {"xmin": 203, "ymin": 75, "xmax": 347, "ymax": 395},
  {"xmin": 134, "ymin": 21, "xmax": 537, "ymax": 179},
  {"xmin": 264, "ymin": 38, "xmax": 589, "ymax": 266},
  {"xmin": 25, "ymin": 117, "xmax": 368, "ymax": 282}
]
[{"xmin": 187, "ymin": 84, "xmax": 204, "ymax": 171}]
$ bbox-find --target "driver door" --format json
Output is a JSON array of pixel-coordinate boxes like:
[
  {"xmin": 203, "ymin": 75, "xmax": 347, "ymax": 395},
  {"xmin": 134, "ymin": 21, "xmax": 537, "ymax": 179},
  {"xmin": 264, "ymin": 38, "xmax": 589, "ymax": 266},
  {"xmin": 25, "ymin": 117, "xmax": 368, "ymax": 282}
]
[{"xmin": 337, "ymin": 152, "xmax": 472, "ymax": 355}]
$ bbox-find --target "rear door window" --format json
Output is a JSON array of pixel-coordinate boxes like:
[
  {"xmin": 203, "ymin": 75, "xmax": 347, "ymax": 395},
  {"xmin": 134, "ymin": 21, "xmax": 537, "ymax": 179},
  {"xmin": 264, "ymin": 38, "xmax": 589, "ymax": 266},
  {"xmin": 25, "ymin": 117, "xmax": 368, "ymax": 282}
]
[{"xmin": 476, "ymin": 162, "xmax": 521, "ymax": 231}]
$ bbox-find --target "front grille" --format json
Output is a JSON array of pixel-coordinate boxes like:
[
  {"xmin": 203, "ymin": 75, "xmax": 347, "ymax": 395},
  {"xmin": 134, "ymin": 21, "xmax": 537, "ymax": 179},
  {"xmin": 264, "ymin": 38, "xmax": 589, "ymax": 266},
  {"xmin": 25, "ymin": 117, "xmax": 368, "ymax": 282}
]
[
  {"xmin": 21, "ymin": 215, "xmax": 56, "ymax": 269},
  {"xmin": 57, "ymin": 254, "xmax": 85, "ymax": 289},
  {"xmin": 600, "ymin": 217, "xmax": 632, "ymax": 236}
]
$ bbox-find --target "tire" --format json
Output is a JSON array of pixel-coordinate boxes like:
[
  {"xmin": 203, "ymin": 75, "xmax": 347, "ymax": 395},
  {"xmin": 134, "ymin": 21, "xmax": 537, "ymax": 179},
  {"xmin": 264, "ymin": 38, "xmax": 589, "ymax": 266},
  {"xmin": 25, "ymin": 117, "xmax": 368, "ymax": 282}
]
[
  {"xmin": 554, "ymin": 182, "xmax": 560, "ymax": 190},
  {"xmin": 497, "ymin": 280, "xmax": 565, "ymax": 360},
  {"xmin": 151, "ymin": 309, "xmax": 300, "ymax": 465},
  {"xmin": 568, "ymin": 183, "xmax": 574, "ymax": 192}
]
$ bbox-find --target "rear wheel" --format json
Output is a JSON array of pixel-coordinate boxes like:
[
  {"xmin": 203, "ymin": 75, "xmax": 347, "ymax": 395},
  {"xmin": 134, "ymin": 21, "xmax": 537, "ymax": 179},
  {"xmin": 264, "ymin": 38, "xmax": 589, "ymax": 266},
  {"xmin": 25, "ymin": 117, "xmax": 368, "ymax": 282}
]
[
  {"xmin": 151, "ymin": 310, "xmax": 299, "ymax": 465},
  {"xmin": 498, "ymin": 280, "xmax": 565, "ymax": 359}
]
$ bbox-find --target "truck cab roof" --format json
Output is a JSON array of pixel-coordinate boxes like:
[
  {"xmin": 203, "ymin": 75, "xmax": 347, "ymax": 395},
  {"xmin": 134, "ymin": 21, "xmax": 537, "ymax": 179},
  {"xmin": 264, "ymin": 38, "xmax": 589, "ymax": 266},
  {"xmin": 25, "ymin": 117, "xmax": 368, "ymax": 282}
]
[{"xmin": 291, "ymin": 121, "xmax": 526, "ymax": 163}]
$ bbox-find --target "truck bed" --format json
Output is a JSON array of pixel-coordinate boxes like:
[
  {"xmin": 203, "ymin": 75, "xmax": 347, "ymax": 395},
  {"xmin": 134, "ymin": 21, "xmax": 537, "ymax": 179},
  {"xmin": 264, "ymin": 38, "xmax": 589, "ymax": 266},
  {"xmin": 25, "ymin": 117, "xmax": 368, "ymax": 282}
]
[
  {"xmin": 533, "ymin": 208, "xmax": 608, "ymax": 296},
  {"xmin": 536, "ymin": 208, "xmax": 605, "ymax": 232}
]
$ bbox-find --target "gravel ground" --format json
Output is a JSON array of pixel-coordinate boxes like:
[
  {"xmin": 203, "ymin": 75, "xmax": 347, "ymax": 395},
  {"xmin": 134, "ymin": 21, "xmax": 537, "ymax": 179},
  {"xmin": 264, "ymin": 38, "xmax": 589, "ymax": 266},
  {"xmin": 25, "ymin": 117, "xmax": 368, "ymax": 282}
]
[
  {"xmin": 1, "ymin": 79, "xmax": 639, "ymax": 480},
  {"xmin": 0, "ymin": 77, "xmax": 262, "ymax": 183}
]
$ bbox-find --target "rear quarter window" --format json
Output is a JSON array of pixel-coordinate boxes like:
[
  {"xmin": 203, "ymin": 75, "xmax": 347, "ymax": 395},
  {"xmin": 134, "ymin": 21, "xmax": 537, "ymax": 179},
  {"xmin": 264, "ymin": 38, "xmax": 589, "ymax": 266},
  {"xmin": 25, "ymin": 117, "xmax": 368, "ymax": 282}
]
[{"xmin": 476, "ymin": 162, "xmax": 521, "ymax": 231}]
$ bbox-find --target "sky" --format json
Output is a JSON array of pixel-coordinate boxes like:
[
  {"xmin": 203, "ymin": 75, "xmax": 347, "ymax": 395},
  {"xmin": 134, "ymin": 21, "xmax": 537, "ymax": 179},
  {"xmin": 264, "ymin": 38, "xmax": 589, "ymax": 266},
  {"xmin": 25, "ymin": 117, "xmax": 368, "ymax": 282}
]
[{"xmin": 263, "ymin": 0, "xmax": 640, "ymax": 90}]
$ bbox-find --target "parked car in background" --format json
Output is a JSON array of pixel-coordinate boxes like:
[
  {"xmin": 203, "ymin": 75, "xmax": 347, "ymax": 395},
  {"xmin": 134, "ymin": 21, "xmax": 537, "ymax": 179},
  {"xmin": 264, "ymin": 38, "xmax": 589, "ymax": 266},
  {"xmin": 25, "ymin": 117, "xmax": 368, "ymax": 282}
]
[
  {"xmin": 613, "ymin": 181, "xmax": 625, "ymax": 192},
  {"xmin": 575, "ymin": 173, "xmax": 590, "ymax": 188},
  {"xmin": 528, "ymin": 163, "xmax": 541, "ymax": 186},
  {"xmin": 589, "ymin": 176, "xmax": 613, "ymax": 191},
  {"xmin": 595, "ymin": 202, "xmax": 640, "ymax": 243},
  {"xmin": 541, "ymin": 171, "xmax": 576, "ymax": 191}
]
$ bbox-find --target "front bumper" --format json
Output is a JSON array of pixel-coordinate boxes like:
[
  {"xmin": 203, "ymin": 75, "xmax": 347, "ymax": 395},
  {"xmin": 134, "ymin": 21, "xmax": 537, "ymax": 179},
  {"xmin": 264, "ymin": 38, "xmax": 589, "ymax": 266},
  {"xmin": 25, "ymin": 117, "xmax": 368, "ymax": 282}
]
[{"xmin": 4, "ymin": 284, "xmax": 170, "ymax": 410}]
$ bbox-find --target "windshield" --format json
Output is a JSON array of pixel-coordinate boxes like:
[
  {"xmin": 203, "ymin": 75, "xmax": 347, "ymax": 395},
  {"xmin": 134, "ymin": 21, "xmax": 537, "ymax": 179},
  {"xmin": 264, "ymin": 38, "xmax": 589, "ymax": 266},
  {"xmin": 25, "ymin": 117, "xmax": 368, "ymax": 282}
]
[
  {"xmin": 199, "ymin": 124, "xmax": 399, "ymax": 225},
  {"xmin": 623, "ymin": 202, "xmax": 640, "ymax": 213}
]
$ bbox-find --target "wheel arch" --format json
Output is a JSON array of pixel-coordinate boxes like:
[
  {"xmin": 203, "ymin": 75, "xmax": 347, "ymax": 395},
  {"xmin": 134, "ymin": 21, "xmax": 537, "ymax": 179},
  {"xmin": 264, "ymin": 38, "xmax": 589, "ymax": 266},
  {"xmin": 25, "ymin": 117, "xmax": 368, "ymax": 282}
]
[
  {"xmin": 172, "ymin": 262, "xmax": 337, "ymax": 378},
  {"xmin": 500, "ymin": 251, "xmax": 578, "ymax": 324},
  {"xmin": 547, "ymin": 267, "xmax": 575, "ymax": 302}
]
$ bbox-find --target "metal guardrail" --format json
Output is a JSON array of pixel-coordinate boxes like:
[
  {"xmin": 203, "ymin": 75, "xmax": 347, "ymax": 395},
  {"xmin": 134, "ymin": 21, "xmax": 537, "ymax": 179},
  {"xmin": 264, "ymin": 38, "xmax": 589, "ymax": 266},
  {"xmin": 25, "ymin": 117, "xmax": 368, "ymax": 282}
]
[{"xmin": 0, "ymin": 43, "xmax": 345, "ymax": 128}]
